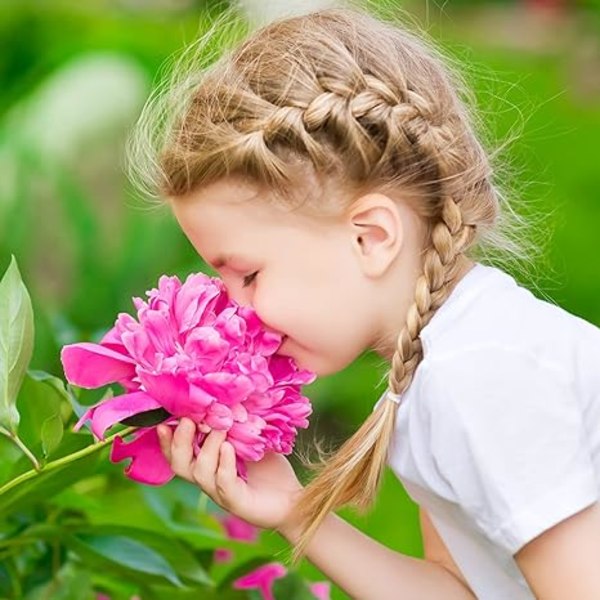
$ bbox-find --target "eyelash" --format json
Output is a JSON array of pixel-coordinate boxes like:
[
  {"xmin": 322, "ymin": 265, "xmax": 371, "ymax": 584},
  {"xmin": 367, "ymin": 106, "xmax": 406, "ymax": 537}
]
[{"xmin": 242, "ymin": 271, "xmax": 259, "ymax": 287}]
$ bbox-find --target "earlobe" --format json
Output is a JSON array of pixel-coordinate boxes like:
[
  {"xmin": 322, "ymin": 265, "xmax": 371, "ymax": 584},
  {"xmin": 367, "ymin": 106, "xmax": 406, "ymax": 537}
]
[{"xmin": 349, "ymin": 194, "xmax": 403, "ymax": 277}]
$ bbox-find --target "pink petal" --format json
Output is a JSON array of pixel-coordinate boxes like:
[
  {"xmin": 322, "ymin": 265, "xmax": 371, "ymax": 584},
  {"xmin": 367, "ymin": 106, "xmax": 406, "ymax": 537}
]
[
  {"xmin": 101, "ymin": 312, "xmax": 138, "ymax": 344},
  {"xmin": 184, "ymin": 327, "xmax": 230, "ymax": 370},
  {"xmin": 310, "ymin": 582, "xmax": 331, "ymax": 600},
  {"xmin": 74, "ymin": 391, "xmax": 162, "ymax": 439},
  {"xmin": 110, "ymin": 427, "xmax": 174, "ymax": 485},
  {"xmin": 213, "ymin": 307, "xmax": 246, "ymax": 344},
  {"xmin": 61, "ymin": 343, "xmax": 135, "ymax": 388},
  {"xmin": 269, "ymin": 354, "xmax": 316, "ymax": 385},
  {"xmin": 120, "ymin": 328, "xmax": 154, "ymax": 369},
  {"xmin": 230, "ymin": 402, "xmax": 248, "ymax": 423},
  {"xmin": 140, "ymin": 308, "xmax": 177, "ymax": 356},
  {"xmin": 175, "ymin": 274, "xmax": 222, "ymax": 333},
  {"xmin": 137, "ymin": 370, "xmax": 195, "ymax": 417},
  {"xmin": 219, "ymin": 513, "xmax": 259, "ymax": 542},
  {"xmin": 198, "ymin": 372, "xmax": 254, "ymax": 405},
  {"xmin": 213, "ymin": 548, "xmax": 233, "ymax": 563},
  {"xmin": 204, "ymin": 402, "xmax": 233, "ymax": 430},
  {"xmin": 233, "ymin": 562, "xmax": 287, "ymax": 600}
]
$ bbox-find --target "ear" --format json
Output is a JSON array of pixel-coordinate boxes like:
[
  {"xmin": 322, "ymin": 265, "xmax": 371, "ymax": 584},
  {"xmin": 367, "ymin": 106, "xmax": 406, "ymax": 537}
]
[{"xmin": 348, "ymin": 193, "xmax": 404, "ymax": 278}]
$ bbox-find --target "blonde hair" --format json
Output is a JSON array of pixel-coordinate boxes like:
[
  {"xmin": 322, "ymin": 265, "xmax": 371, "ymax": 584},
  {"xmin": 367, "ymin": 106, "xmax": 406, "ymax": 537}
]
[{"xmin": 128, "ymin": 4, "xmax": 548, "ymax": 566}]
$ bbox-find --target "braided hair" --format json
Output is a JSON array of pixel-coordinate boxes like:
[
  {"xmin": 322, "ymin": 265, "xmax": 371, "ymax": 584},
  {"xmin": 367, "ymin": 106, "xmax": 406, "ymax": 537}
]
[{"xmin": 128, "ymin": 5, "xmax": 534, "ymax": 564}]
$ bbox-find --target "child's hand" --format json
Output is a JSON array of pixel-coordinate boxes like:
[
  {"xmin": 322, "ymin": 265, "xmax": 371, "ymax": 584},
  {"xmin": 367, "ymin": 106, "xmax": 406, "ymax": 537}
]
[{"xmin": 157, "ymin": 418, "xmax": 304, "ymax": 532}]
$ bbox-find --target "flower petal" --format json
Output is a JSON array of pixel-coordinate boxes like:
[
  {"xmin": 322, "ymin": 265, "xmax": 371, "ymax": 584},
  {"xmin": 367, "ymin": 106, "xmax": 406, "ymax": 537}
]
[
  {"xmin": 61, "ymin": 343, "xmax": 135, "ymax": 388},
  {"xmin": 75, "ymin": 391, "xmax": 162, "ymax": 439},
  {"xmin": 204, "ymin": 402, "xmax": 233, "ymax": 430},
  {"xmin": 232, "ymin": 562, "xmax": 287, "ymax": 600},
  {"xmin": 198, "ymin": 372, "xmax": 254, "ymax": 405},
  {"xmin": 110, "ymin": 427, "xmax": 174, "ymax": 485},
  {"xmin": 219, "ymin": 513, "xmax": 259, "ymax": 542},
  {"xmin": 310, "ymin": 582, "xmax": 331, "ymax": 600},
  {"xmin": 138, "ymin": 370, "xmax": 214, "ymax": 419},
  {"xmin": 213, "ymin": 548, "xmax": 233, "ymax": 564}
]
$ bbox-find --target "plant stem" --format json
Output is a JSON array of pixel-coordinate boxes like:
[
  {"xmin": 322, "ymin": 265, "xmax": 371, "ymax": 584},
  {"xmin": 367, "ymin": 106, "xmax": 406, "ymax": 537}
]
[
  {"xmin": 0, "ymin": 425, "xmax": 41, "ymax": 471},
  {"xmin": 0, "ymin": 426, "xmax": 137, "ymax": 497}
]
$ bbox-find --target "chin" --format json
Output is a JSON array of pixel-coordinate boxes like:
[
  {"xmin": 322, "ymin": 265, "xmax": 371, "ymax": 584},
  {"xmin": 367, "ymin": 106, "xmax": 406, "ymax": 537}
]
[
  {"xmin": 297, "ymin": 352, "xmax": 353, "ymax": 378},
  {"xmin": 278, "ymin": 339, "xmax": 357, "ymax": 377}
]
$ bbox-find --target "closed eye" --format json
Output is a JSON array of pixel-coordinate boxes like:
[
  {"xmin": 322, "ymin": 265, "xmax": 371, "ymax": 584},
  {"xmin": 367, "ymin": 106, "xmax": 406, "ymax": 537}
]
[{"xmin": 242, "ymin": 271, "xmax": 258, "ymax": 288}]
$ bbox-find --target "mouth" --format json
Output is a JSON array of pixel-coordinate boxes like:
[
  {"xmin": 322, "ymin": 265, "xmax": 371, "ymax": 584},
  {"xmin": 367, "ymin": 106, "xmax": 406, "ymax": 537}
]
[{"xmin": 279, "ymin": 336, "xmax": 290, "ymax": 352}]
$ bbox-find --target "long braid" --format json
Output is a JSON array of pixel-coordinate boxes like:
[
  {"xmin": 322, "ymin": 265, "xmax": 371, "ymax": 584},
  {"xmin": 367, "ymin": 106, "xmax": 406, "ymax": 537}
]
[{"xmin": 286, "ymin": 72, "xmax": 482, "ymax": 563}]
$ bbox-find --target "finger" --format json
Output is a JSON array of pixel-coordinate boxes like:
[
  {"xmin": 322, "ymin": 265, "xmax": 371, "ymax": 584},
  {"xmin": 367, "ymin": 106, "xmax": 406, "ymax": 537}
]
[
  {"xmin": 216, "ymin": 441, "xmax": 243, "ymax": 504},
  {"xmin": 192, "ymin": 429, "xmax": 227, "ymax": 492},
  {"xmin": 156, "ymin": 424, "xmax": 173, "ymax": 463},
  {"xmin": 170, "ymin": 418, "xmax": 196, "ymax": 480}
]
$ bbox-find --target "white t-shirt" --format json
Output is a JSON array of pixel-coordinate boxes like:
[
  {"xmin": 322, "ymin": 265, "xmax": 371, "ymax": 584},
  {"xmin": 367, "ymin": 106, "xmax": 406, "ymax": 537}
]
[{"xmin": 373, "ymin": 262, "xmax": 600, "ymax": 599}]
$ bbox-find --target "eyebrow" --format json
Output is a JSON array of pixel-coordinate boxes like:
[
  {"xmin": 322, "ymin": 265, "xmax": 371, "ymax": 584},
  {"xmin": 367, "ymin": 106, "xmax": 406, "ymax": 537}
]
[{"xmin": 212, "ymin": 254, "xmax": 236, "ymax": 269}]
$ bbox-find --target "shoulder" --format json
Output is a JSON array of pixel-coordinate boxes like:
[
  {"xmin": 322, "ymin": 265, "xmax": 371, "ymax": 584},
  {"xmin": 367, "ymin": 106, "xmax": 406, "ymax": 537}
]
[
  {"xmin": 416, "ymin": 344, "xmax": 597, "ymax": 556},
  {"xmin": 421, "ymin": 265, "xmax": 600, "ymax": 379},
  {"xmin": 420, "ymin": 343, "xmax": 573, "ymax": 417}
]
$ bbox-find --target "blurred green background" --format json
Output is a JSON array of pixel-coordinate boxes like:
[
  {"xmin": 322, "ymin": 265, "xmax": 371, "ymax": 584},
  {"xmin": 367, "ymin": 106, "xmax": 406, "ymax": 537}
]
[{"xmin": 1, "ymin": 0, "xmax": 599, "ymax": 598}]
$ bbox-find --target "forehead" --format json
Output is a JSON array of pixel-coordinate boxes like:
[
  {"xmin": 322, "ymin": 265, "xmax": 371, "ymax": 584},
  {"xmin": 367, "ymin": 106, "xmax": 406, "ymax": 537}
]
[
  {"xmin": 171, "ymin": 178, "xmax": 307, "ymax": 231},
  {"xmin": 169, "ymin": 177, "xmax": 333, "ymax": 258}
]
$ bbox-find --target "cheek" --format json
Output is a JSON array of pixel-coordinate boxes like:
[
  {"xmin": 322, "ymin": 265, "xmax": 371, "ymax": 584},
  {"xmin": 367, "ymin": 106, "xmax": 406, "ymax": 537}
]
[{"xmin": 252, "ymin": 270, "xmax": 373, "ymax": 370}]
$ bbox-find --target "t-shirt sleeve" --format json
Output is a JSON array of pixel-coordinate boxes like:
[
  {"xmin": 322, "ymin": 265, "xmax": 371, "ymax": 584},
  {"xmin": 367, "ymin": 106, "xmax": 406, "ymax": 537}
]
[{"xmin": 422, "ymin": 345, "xmax": 599, "ymax": 556}]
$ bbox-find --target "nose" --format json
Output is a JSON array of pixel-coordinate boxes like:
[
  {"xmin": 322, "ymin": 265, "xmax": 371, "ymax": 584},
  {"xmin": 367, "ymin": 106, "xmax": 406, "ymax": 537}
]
[{"xmin": 224, "ymin": 283, "xmax": 254, "ymax": 310}]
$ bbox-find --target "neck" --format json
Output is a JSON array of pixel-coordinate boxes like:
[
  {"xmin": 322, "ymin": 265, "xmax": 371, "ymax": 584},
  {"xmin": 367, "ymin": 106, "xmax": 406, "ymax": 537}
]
[{"xmin": 373, "ymin": 255, "xmax": 476, "ymax": 362}]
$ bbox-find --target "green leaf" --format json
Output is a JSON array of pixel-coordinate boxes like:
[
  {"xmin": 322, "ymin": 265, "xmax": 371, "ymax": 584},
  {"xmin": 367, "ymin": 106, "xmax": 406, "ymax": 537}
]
[
  {"xmin": 72, "ymin": 524, "xmax": 214, "ymax": 587},
  {"xmin": 120, "ymin": 407, "xmax": 171, "ymax": 428},
  {"xmin": 23, "ymin": 561, "xmax": 94, "ymax": 600},
  {"xmin": 272, "ymin": 572, "xmax": 318, "ymax": 600},
  {"xmin": 0, "ymin": 559, "xmax": 19, "ymax": 598},
  {"xmin": 40, "ymin": 414, "xmax": 64, "ymax": 458},
  {"xmin": 16, "ymin": 370, "xmax": 69, "ymax": 461},
  {"xmin": 69, "ymin": 532, "xmax": 184, "ymax": 587},
  {"xmin": 0, "ymin": 255, "xmax": 34, "ymax": 433},
  {"xmin": 143, "ymin": 584, "xmax": 248, "ymax": 600}
]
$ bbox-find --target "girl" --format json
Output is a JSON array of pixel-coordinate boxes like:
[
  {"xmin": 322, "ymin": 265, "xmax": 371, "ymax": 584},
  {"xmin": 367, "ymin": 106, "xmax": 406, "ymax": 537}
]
[{"xmin": 129, "ymin": 6, "xmax": 600, "ymax": 599}]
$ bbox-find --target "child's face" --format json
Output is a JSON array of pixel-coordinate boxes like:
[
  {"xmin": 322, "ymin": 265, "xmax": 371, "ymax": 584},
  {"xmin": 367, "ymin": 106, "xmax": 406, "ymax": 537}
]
[{"xmin": 169, "ymin": 177, "xmax": 400, "ymax": 376}]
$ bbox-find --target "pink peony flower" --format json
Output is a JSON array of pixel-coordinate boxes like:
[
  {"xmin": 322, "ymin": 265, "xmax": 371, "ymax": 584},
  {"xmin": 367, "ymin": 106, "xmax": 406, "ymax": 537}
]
[
  {"xmin": 232, "ymin": 562, "xmax": 330, "ymax": 600},
  {"xmin": 61, "ymin": 273, "xmax": 316, "ymax": 485}
]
